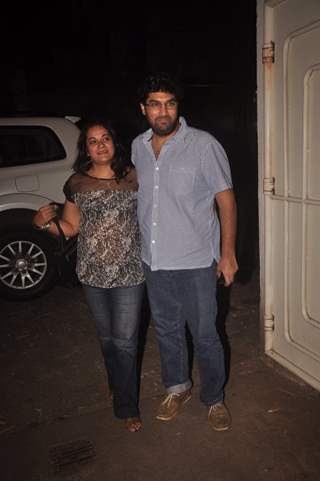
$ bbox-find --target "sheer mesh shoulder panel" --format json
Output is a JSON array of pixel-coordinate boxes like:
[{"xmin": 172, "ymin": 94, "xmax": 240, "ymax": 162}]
[{"xmin": 67, "ymin": 168, "xmax": 138, "ymax": 196}]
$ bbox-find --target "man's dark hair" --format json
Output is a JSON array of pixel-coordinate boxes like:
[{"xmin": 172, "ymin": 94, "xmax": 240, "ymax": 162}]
[
  {"xmin": 138, "ymin": 72, "xmax": 184, "ymax": 105},
  {"xmin": 73, "ymin": 117, "xmax": 129, "ymax": 179}
]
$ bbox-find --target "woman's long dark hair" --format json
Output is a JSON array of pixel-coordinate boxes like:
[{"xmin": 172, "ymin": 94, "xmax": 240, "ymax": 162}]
[{"xmin": 73, "ymin": 118, "xmax": 129, "ymax": 179}]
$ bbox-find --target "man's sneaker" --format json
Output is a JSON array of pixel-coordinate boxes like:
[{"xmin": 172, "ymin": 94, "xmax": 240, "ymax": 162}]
[
  {"xmin": 156, "ymin": 389, "xmax": 192, "ymax": 421},
  {"xmin": 208, "ymin": 402, "xmax": 231, "ymax": 431}
]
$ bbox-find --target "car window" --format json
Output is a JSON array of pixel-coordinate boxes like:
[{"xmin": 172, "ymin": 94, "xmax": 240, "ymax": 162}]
[{"xmin": 0, "ymin": 126, "xmax": 66, "ymax": 168}]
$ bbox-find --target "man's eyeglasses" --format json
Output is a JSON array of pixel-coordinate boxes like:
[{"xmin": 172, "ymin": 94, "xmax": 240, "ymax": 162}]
[{"xmin": 145, "ymin": 100, "xmax": 178, "ymax": 111}]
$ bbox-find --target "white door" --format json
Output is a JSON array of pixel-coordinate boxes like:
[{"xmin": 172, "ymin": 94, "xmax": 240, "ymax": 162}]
[{"xmin": 258, "ymin": 0, "xmax": 320, "ymax": 391}]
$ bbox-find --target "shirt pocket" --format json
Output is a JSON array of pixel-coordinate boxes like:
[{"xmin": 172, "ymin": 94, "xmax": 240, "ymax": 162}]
[{"xmin": 169, "ymin": 166, "xmax": 195, "ymax": 196}]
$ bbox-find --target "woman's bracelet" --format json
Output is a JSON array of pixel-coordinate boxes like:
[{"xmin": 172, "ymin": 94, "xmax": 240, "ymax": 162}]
[{"xmin": 33, "ymin": 220, "xmax": 52, "ymax": 232}]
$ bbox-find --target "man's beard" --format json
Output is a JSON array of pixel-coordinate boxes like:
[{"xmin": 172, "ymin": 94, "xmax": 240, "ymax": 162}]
[{"xmin": 152, "ymin": 116, "xmax": 179, "ymax": 136}]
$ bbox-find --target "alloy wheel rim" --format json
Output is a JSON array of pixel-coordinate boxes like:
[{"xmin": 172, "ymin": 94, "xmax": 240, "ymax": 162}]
[{"xmin": 0, "ymin": 240, "xmax": 48, "ymax": 290}]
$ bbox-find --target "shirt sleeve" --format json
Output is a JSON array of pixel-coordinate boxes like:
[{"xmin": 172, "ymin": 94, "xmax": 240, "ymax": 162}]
[
  {"xmin": 63, "ymin": 179, "xmax": 75, "ymax": 203},
  {"xmin": 201, "ymin": 138, "xmax": 233, "ymax": 196},
  {"xmin": 131, "ymin": 139, "xmax": 137, "ymax": 166}
]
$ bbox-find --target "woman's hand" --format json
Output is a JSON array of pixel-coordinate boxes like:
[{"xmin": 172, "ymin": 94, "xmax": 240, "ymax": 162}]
[
  {"xmin": 33, "ymin": 204, "xmax": 58, "ymax": 228},
  {"xmin": 33, "ymin": 200, "xmax": 80, "ymax": 237}
]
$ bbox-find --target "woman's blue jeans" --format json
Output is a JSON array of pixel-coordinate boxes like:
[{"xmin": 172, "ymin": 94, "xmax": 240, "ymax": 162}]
[
  {"xmin": 82, "ymin": 282, "xmax": 145, "ymax": 419},
  {"xmin": 143, "ymin": 262, "xmax": 225, "ymax": 406}
]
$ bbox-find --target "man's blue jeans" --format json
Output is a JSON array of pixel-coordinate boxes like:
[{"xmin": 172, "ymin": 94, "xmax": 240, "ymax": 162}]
[
  {"xmin": 143, "ymin": 262, "xmax": 225, "ymax": 406},
  {"xmin": 82, "ymin": 282, "xmax": 145, "ymax": 419}
]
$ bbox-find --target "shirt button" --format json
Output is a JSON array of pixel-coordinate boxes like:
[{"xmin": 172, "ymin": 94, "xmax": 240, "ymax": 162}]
[
  {"xmin": 154, "ymin": 185, "xmax": 159, "ymax": 189},
  {"xmin": 155, "ymin": 166, "xmax": 159, "ymax": 171},
  {"xmin": 153, "ymin": 222, "xmax": 157, "ymax": 226},
  {"xmin": 152, "ymin": 240, "xmax": 155, "ymax": 244}
]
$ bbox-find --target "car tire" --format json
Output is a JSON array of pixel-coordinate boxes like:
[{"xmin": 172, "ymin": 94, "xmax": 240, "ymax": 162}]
[{"xmin": 0, "ymin": 227, "xmax": 58, "ymax": 301}]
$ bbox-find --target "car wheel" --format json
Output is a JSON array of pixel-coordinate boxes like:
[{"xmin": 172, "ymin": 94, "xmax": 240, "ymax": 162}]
[{"xmin": 0, "ymin": 228, "xmax": 58, "ymax": 301}]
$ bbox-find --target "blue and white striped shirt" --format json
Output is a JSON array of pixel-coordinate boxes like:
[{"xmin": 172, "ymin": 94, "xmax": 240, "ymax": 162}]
[{"xmin": 132, "ymin": 117, "xmax": 233, "ymax": 271}]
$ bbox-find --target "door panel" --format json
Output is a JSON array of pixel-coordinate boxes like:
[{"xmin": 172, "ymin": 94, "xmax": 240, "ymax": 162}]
[
  {"xmin": 262, "ymin": 0, "xmax": 320, "ymax": 390},
  {"xmin": 307, "ymin": 69, "xmax": 320, "ymax": 199},
  {"xmin": 305, "ymin": 206, "xmax": 320, "ymax": 323}
]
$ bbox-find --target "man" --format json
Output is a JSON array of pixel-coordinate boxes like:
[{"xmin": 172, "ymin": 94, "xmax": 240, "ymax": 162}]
[{"xmin": 132, "ymin": 72, "xmax": 238, "ymax": 431}]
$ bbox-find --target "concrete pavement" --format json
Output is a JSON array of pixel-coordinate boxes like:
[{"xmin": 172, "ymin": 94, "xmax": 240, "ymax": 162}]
[{"xmin": 1, "ymin": 270, "xmax": 319, "ymax": 481}]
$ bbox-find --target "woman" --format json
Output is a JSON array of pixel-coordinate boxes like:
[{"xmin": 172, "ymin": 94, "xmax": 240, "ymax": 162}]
[{"xmin": 33, "ymin": 118, "xmax": 145, "ymax": 432}]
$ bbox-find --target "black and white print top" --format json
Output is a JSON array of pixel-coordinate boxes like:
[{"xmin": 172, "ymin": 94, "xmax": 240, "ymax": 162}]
[{"xmin": 63, "ymin": 168, "xmax": 144, "ymax": 288}]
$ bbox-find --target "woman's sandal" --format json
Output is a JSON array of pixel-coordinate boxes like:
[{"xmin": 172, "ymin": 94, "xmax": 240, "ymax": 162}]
[{"xmin": 125, "ymin": 417, "xmax": 142, "ymax": 433}]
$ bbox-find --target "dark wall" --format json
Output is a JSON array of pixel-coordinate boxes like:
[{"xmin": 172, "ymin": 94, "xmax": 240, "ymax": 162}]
[{"xmin": 0, "ymin": 1, "xmax": 258, "ymax": 281}]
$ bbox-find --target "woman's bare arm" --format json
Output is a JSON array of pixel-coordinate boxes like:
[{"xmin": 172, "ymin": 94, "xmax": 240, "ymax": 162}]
[{"xmin": 33, "ymin": 200, "xmax": 80, "ymax": 237}]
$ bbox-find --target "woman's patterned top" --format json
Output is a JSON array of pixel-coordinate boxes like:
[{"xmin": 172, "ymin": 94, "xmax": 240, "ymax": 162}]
[{"xmin": 63, "ymin": 168, "xmax": 144, "ymax": 288}]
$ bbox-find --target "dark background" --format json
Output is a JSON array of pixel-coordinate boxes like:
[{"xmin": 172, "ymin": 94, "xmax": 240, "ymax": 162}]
[{"xmin": 0, "ymin": 1, "xmax": 258, "ymax": 280}]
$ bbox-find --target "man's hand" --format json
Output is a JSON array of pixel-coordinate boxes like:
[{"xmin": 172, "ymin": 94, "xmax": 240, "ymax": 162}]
[{"xmin": 217, "ymin": 254, "xmax": 239, "ymax": 286}]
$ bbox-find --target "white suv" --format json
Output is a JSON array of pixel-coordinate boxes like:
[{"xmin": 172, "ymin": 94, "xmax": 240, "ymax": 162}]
[{"xmin": 0, "ymin": 116, "xmax": 80, "ymax": 301}]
